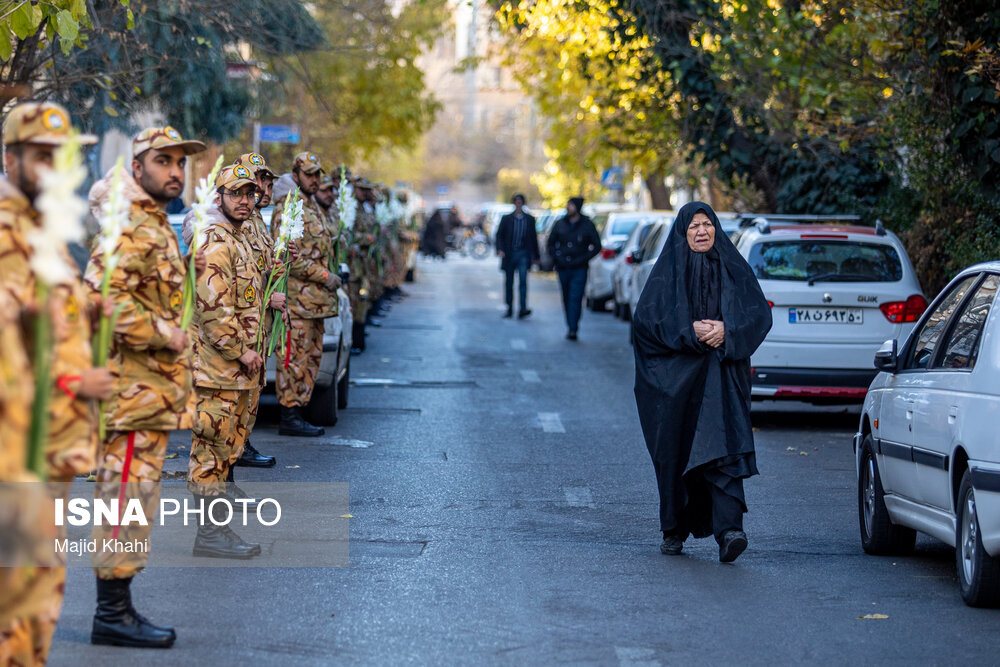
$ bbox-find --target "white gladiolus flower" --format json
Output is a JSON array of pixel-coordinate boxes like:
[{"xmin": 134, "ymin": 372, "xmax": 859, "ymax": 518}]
[
  {"xmin": 96, "ymin": 157, "xmax": 130, "ymax": 275},
  {"xmin": 375, "ymin": 200, "xmax": 392, "ymax": 227},
  {"xmin": 273, "ymin": 187, "xmax": 304, "ymax": 257},
  {"xmin": 336, "ymin": 174, "xmax": 356, "ymax": 231},
  {"xmin": 388, "ymin": 198, "xmax": 406, "ymax": 222},
  {"xmin": 30, "ymin": 135, "xmax": 87, "ymax": 286},
  {"xmin": 190, "ymin": 155, "xmax": 225, "ymax": 249}
]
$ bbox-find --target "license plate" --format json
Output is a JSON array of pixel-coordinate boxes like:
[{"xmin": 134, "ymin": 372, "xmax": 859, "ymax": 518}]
[{"xmin": 788, "ymin": 307, "xmax": 864, "ymax": 324}]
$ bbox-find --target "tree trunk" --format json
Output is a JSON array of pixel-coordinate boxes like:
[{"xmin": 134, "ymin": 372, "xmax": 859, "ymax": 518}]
[{"xmin": 644, "ymin": 169, "xmax": 671, "ymax": 210}]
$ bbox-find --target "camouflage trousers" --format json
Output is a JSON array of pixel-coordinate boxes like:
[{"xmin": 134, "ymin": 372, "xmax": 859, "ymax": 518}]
[
  {"xmin": 92, "ymin": 430, "xmax": 168, "ymax": 580},
  {"xmin": 246, "ymin": 382, "xmax": 263, "ymax": 434},
  {"xmin": 276, "ymin": 318, "xmax": 323, "ymax": 408},
  {"xmin": 188, "ymin": 387, "xmax": 251, "ymax": 495}
]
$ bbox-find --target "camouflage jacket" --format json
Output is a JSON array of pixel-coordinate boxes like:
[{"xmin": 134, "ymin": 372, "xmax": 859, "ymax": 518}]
[
  {"xmin": 85, "ymin": 167, "xmax": 194, "ymax": 432},
  {"xmin": 193, "ymin": 214, "xmax": 263, "ymax": 389},
  {"xmin": 246, "ymin": 207, "xmax": 274, "ymax": 276},
  {"xmin": 271, "ymin": 191, "xmax": 337, "ymax": 319},
  {"xmin": 0, "ymin": 290, "xmax": 32, "ymax": 482},
  {"xmin": 0, "ymin": 177, "xmax": 96, "ymax": 478}
]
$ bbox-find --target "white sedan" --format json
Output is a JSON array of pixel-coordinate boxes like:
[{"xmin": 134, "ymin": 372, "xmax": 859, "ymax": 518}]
[{"xmin": 855, "ymin": 261, "xmax": 1000, "ymax": 606}]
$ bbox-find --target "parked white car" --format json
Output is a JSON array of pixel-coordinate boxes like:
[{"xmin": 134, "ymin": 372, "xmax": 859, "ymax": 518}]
[
  {"xmin": 855, "ymin": 263, "xmax": 1000, "ymax": 606},
  {"xmin": 586, "ymin": 211, "xmax": 655, "ymax": 312},
  {"xmin": 736, "ymin": 218, "xmax": 925, "ymax": 401},
  {"xmin": 627, "ymin": 220, "xmax": 670, "ymax": 327},
  {"xmin": 612, "ymin": 217, "xmax": 667, "ymax": 320}
]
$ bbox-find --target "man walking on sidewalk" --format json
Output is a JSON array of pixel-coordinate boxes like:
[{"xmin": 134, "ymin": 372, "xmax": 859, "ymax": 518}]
[
  {"xmin": 495, "ymin": 193, "xmax": 538, "ymax": 319},
  {"xmin": 546, "ymin": 197, "xmax": 601, "ymax": 340}
]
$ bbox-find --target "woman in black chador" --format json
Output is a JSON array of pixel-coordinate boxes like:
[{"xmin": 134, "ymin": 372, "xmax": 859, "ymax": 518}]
[{"xmin": 632, "ymin": 202, "xmax": 772, "ymax": 562}]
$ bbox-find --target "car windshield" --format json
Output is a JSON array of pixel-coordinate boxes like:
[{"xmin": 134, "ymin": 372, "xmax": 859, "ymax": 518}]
[
  {"xmin": 610, "ymin": 217, "xmax": 641, "ymax": 236},
  {"xmin": 748, "ymin": 240, "xmax": 903, "ymax": 282}
]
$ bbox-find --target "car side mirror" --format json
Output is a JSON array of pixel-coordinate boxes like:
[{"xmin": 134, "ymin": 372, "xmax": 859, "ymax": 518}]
[
  {"xmin": 630, "ymin": 250, "xmax": 643, "ymax": 263},
  {"xmin": 874, "ymin": 339, "xmax": 898, "ymax": 372}
]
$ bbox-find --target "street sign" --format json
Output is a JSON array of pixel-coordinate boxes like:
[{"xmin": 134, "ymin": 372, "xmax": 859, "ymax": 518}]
[{"xmin": 258, "ymin": 124, "xmax": 301, "ymax": 144}]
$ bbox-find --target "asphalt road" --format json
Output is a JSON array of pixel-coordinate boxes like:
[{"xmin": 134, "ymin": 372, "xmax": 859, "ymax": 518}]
[{"xmin": 51, "ymin": 254, "xmax": 999, "ymax": 665}]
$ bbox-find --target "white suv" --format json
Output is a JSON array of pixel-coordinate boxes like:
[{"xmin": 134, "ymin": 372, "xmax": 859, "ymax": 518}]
[
  {"xmin": 736, "ymin": 217, "xmax": 925, "ymax": 401},
  {"xmin": 855, "ymin": 263, "xmax": 1000, "ymax": 606}
]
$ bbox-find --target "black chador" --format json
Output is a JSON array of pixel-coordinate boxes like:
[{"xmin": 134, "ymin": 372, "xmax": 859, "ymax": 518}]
[{"xmin": 632, "ymin": 202, "xmax": 772, "ymax": 559}]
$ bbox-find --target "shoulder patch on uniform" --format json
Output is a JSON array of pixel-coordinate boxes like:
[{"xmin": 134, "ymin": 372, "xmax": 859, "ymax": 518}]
[
  {"xmin": 243, "ymin": 285, "xmax": 256, "ymax": 303},
  {"xmin": 170, "ymin": 290, "xmax": 183, "ymax": 311}
]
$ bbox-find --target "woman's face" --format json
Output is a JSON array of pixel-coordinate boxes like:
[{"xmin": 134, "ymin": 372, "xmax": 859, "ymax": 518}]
[{"xmin": 686, "ymin": 212, "xmax": 715, "ymax": 252}]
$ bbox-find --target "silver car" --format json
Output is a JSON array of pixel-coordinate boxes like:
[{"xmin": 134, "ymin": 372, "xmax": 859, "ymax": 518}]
[
  {"xmin": 585, "ymin": 211, "xmax": 658, "ymax": 312},
  {"xmin": 611, "ymin": 217, "xmax": 668, "ymax": 320}
]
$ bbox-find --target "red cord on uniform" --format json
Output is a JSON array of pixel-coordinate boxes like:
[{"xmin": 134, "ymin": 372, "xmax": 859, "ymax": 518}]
[
  {"xmin": 55, "ymin": 375, "xmax": 82, "ymax": 399},
  {"xmin": 284, "ymin": 328, "xmax": 292, "ymax": 369},
  {"xmin": 111, "ymin": 431, "xmax": 136, "ymax": 541}
]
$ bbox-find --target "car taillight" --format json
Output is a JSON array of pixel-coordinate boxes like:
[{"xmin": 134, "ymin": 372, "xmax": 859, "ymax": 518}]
[
  {"xmin": 600, "ymin": 248, "xmax": 617, "ymax": 260},
  {"xmin": 625, "ymin": 255, "xmax": 633, "ymax": 264},
  {"xmin": 767, "ymin": 300, "xmax": 774, "ymax": 308},
  {"xmin": 880, "ymin": 294, "xmax": 928, "ymax": 323}
]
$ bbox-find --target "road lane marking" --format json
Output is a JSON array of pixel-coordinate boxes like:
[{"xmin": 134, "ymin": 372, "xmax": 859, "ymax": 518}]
[
  {"xmin": 615, "ymin": 647, "xmax": 660, "ymax": 667},
  {"xmin": 327, "ymin": 437, "xmax": 374, "ymax": 448},
  {"xmin": 538, "ymin": 412, "xmax": 564, "ymax": 433},
  {"xmin": 520, "ymin": 370, "xmax": 540, "ymax": 382},
  {"xmin": 564, "ymin": 486, "xmax": 595, "ymax": 508},
  {"xmin": 511, "ymin": 339, "xmax": 527, "ymax": 350},
  {"xmin": 487, "ymin": 291, "xmax": 500, "ymax": 299}
]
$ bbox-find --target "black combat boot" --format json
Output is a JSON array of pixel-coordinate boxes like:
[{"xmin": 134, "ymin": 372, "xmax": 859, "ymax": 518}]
[
  {"xmin": 191, "ymin": 494, "xmax": 257, "ymax": 560},
  {"xmin": 235, "ymin": 440, "xmax": 275, "ymax": 467},
  {"xmin": 226, "ymin": 465, "xmax": 260, "ymax": 511},
  {"xmin": 91, "ymin": 577, "xmax": 176, "ymax": 648},
  {"xmin": 278, "ymin": 405, "xmax": 324, "ymax": 437}
]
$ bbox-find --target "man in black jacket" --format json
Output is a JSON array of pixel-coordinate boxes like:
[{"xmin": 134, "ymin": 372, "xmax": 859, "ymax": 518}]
[
  {"xmin": 546, "ymin": 197, "xmax": 602, "ymax": 340},
  {"xmin": 495, "ymin": 194, "xmax": 539, "ymax": 319}
]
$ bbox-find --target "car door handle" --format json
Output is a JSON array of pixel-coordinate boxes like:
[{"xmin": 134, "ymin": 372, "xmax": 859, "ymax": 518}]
[{"xmin": 949, "ymin": 406, "xmax": 959, "ymax": 424}]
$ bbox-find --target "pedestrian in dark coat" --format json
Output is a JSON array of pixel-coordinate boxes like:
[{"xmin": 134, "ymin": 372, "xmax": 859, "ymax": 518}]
[
  {"xmin": 421, "ymin": 209, "xmax": 448, "ymax": 259},
  {"xmin": 632, "ymin": 201, "xmax": 772, "ymax": 563},
  {"xmin": 495, "ymin": 194, "xmax": 539, "ymax": 319},
  {"xmin": 546, "ymin": 197, "xmax": 601, "ymax": 339}
]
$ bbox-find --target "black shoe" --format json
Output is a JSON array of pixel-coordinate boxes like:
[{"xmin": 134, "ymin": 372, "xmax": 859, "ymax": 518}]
[
  {"xmin": 278, "ymin": 406, "xmax": 324, "ymax": 437},
  {"xmin": 367, "ymin": 317, "xmax": 383, "ymax": 327},
  {"xmin": 566, "ymin": 331, "xmax": 578, "ymax": 341},
  {"xmin": 660, "ymin": 535, "xmax": 684, "ymax": 555},
  {"xmin": 235, "ymin": 441, "xmax": 275, "ymax": 468},
  {"xmin": 350, "ymin": 347, "xmax": 364, "ymax": 356},
  {"xmin": 191, "ymin": 495, "xmax": 257, "ymax": 560},
  {"xmin": 719, "ymin": 530, "xmax": 748, "ymax": 563},
  {"xmin": 502, "ymin": 309, "xmax": 513, "ymax": 319},
  {"xmin": 220, "ymin": 524, "xmax": 261, "ymax": 556},
  {"xmin": 517, "ymin": 309, "xmax": 532, "ymax": 319},
  {"xmin": 91, "ymin": 577, "xmax": 176, "ymax": 648},
  {"xmin": 225, "ymin": 466, "xmax": 260, "ymax": 511}
]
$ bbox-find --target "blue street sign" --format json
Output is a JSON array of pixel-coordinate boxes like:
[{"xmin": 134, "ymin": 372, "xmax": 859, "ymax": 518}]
[
  {"xmin": 258, "ymin": 124, "xmax": 301, "ymax": 144},
  {"xmin": 601, "ymin": 166, "xmax": 624, "ymax": 191}
]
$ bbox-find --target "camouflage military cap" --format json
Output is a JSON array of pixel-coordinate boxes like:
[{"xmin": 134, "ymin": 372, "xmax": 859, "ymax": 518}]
[
  {"xmin": 132, "ymin": 126, "xmax": 207, "ymax": 158},
  {"xmin": 352, "ymin": 177, "xmax": 375, "ymax": 190},
  {"xmin": 292, "ymin": 151, "xmax": 324, "ymax": 175},
  {"xmin": 318, "ymin": 173, "xmax": 335, "ymax": 190},
  {"xmin": 215, "ymin": 164, "xmax": 257, "ymax": 191},
  {"xmin": 3, "ymin": 101, "xmax": 97, "ymax": 147},
  {"xmin": 235, "ymin": 152, "xmax": 275, "ymax": 179}
]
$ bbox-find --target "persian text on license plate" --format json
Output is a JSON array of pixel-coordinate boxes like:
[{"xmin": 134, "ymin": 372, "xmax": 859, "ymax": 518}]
[{"xmin": 789, "ymin": 307, "xmax": 864, "ymax": 324}]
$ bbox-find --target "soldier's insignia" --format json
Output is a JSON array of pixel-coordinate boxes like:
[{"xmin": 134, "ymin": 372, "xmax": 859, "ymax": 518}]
[
  {"xmin": 244, "ymin": 285, "xmax": 256, "ymax": 303},
  {"xmin": 170, "ymin": 290, "xmax": 183, "ymax": 311},
  {"xmin": 165, "ymin": 126, "xmax": 182, "ymax": 140},
  {"xmin": 249, "ymin": 153, "xmax": 265, "ymax": 166},
  {"xmin": 256, "ymin": 255, "xmax": 265, "ymax": 271},
  {"xmin": 307, "ymin": 153, "xmax": 318, "ymax": 162},
  {"xmin": 65, "ymin": 294, "xmax": 79, "ymax": 321},
  {"xmin": 234, "ymin": 165, "xmax": 252, "ymax": 179},
  {"xmin": 42, "ymin": 108, "xmax": 67, "ymax": 131}
]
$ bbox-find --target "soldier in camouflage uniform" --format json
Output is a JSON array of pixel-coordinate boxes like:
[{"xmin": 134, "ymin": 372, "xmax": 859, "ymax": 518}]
[
  {"xmin": 85, "ymin": 126, "xmax": 208, "ymax": 649},
  {"xmin": 188, "ymin": 165, "xmax": 277, "ymax": 559},
  {"xmin": 0, "ymin": 102, "xmax": 112, "ymax": 664},
  {"xmin": 348, "ymin": 177, "xmax": 377, "ymax": 352},
  {"xmin": 269, "ymin": 152, "xmax": 340, "ymax": 436},
  {"xmin": 231, "ymin": 153, "xmax": 279, "ymax": 469}
]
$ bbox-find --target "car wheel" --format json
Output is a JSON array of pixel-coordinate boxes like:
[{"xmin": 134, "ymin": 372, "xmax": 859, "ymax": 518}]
[
  {"xmin": 304, "ymin": 380, "xmax": 339, "ymax": 427},
  {"xmin": 612, "ymin": 300, "xmax": 621, "ymax": 318},
  {"xmin": 590, "ymin": 297, "xmax": 606, "ymax": 313},
  {"xmin": 405, "ymin": 268, "xmax": 414, "ymax": 282},
  {"xmin": 623, "ymin": 303, "xmax": 631, "ymax": 322},
  {"xmin": 337, "ymin": 357, "xmax": 350, "ymax": 410},
  {"xmin": 858, "ymin": 435, "xmax": 916, "ymax": 555},
  {"xmin": 956, "ymin": 469, "xmax": 1000, "ymax": 607}
]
